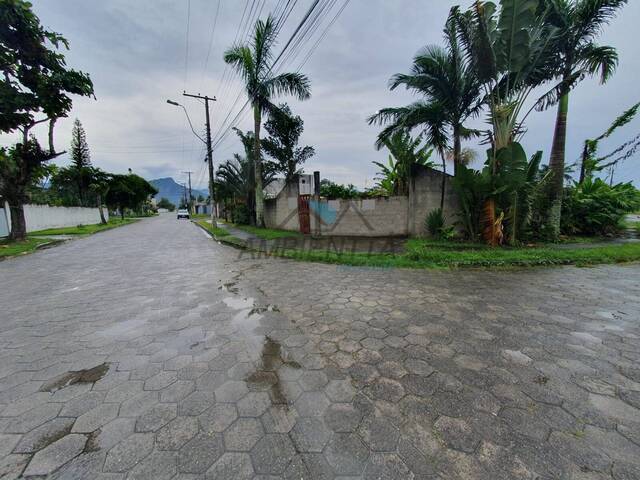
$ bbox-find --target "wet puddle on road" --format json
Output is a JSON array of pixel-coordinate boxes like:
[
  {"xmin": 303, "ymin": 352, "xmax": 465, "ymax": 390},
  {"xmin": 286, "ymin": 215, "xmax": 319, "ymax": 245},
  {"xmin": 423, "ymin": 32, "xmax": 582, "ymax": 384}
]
[
  {"xmin": 247, "ymin": 336, "xmax": 301, "ymax": 405},
  {"xmin": 40, "ymin": 363, "xmax": 110, "ymax": 392}
]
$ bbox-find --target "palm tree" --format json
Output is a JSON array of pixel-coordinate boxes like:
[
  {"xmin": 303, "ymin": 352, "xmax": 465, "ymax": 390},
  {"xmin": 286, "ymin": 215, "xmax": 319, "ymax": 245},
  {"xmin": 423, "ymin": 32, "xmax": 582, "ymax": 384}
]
[
  {"xmin": 373, "ymin": 131, "xmax": 433, "ymax": 196},
  {"xmin": 368, "ymin": 14, "xmax": 482, "ymax": 177},
  {"xmin": 541, "ymin": 0, "xmax": 627, "ymax": 239},
  {"xmin": 224, "ymin": 15, "xmax": 311, "ymax": 226}
]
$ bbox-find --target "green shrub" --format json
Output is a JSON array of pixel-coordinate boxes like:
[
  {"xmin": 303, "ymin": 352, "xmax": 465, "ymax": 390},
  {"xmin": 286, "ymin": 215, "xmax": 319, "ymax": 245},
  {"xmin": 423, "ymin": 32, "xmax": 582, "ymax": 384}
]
[
  {"xmin": 425, "ymin": 208, "xmax": 455, "ymax": 240},
  {"xmin": 561, "ymin": 178, "xmax": 640, "ymax": 236},
  {"xmin": 426, "ymin": 208, "xmax": 445, "ymax": 236},
  {"xmin": 231, "ymin": 204, "xmax": 251, "ymax": 225}
]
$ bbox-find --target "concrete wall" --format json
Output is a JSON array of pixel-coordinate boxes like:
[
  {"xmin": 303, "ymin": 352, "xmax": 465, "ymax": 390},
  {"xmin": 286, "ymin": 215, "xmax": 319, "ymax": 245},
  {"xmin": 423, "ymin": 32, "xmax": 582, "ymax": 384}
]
[
  {"xmin": 313, "ymin": 197, "xmax": 408, "ymax": 237},
  {"xmin": 408, "ymin": 166, "xmax": 459, "ymax": 236},
  {"xmin": 1, "ymin": 202, "xmax": 108, "ymax": 235},
  {"xmin": 263, "ymin": 166, "xmax": 458, "ymax": 237},
  {"xmin": 264, "ymin": 182, "xmax": 300, "ymax": 232}
]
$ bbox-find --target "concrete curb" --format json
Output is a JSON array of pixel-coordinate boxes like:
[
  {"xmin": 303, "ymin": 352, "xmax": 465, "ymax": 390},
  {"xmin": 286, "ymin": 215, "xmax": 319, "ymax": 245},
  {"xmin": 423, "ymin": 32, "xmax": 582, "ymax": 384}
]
[{"xmin": 191, "ymin": 220, "xmax": 247, "ymax": 249}]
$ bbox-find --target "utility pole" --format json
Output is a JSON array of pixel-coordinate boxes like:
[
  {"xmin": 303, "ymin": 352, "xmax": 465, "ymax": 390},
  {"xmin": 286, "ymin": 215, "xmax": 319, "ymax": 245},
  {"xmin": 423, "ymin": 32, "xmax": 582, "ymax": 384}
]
[
  {"xmin": 183, "ymin": 91, "xmax": 217, "ymax": 226},
  {"xmin": 182, "ymin": 171, "xmax": 193, "ymax": 213},
  {"xmin": 182, "ymin": 183, "xmax": 188, "ymax": 208}
]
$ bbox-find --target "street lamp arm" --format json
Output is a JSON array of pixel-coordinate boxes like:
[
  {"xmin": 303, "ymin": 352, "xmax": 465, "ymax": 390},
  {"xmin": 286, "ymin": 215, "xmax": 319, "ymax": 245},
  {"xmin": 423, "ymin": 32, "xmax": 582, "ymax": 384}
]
[{"xmin": 166, "ymin": 99, "xmax": 206, "ymax": 145}]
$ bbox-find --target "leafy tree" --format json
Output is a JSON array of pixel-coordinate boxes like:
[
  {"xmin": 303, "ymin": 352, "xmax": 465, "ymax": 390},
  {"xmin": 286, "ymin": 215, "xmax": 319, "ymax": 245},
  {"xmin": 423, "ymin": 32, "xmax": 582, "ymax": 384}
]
[
  {"xmin": 156, "ymin": 197, "xmax": 175, "ymax": 212},
  {"xmin": 216, "ymin": 128, "xmax": 277, "ymax": 223},
  {"xmin": 89, "ymin": 168, "xmax": 111, "ymax": 224},
  {"xmin": 224, "ymin": 15, "xmax": 311, "ymax": 226},
  {"xmin": 579, "ymin": 101, "xmax": 639, "ymax": 184},
  {"xmin": 0, "ymin": 0, "xmax": 94, "ymax": 240},
  {"xmin": 540, "ymin": 0, "xmax": 627, "ymax": 239},
  {"xmin": 105, "ymin": 174, "xmax": 157, "ymax": 219},
  {"xmin": 70, "ymin": 118, "xmax": 92, "ymax": 206},
  {"xmin": 372, "ymin": 131, "xmax": 433, "ymax": 197},
  {"xmin": 262, "ymin": 104, "xmax": 315, "ymax": 181},
  {"xmin": 368, "ymin": 13, "xmax": 482, "ymax": 177},
  {"xmin": 319, "ymin": 180, "xmax": 361, "ymax": 199}
]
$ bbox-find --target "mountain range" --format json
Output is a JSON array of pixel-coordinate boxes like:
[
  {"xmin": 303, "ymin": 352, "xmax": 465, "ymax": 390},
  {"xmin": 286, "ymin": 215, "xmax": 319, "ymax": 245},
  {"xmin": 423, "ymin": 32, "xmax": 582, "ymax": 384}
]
[{"xmin": 149, "ymin": 177, "xmax": 208, "ymax": 207}]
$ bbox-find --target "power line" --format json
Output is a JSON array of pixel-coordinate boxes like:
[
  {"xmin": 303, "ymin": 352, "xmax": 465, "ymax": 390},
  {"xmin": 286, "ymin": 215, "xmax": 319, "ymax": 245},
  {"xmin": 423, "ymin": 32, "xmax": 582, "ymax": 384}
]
[
  {"xmin": 183, "ymin": 0, "xmax": 191, "ymax": 87},
  {"xmin": 199, "ymin": 0, "xmax": 222, "ymax": 91},
  {"xmin": 210, "ymin": 0, "xmax": 348, "ymax": 152}
]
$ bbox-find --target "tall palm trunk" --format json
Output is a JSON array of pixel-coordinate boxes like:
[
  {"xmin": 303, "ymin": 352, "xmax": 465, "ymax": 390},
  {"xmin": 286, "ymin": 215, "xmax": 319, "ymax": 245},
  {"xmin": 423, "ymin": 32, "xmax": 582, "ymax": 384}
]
[
  {"xmin": 452, "ymin": 124, "xmax": 462, "ymax": 177},
  {"xmin": 546, "ymin": 91, "xmax": 569, "ymax": 240},
  {"xmin": 440, "ymin": 154, "xmax": 446, "ymax": 211},
  {"xmin": 253, "ymin": 106, "xmax": 265, "ymax": 227}
]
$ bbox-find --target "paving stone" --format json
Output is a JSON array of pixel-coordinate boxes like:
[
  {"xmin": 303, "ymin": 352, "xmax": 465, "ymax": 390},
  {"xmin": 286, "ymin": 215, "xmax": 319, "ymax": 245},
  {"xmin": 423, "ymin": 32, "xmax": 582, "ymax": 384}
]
[
  {"xmin": 0, "ymin": 433, "xmax": 21, "ymax": 457},
  {"xmin": 250, "ymin": 433, "xmax": 296, "ymax": 475},
  {"xmin": 261, "ymin": 405, "xmax": 298, "ymax": 433},
  {"xmin": 135, "ymin": 403, "xmax": 177, "ymax": 432},
  {"xmin": 205, "ymin": 452, "xmax": 254, "ymax": 480},
  {"xmin": 434, "ymin": 415, "xmax": 480, "ymax": 453},
  {"xmin": 363, "ymin": 452, "xmax": 413, "ymax": 480},
  {"xmin": 72, "ymin": 403, "xmax": 119, "ymax": 433},
  {"xmin": 179, "ymin": 391, "xmax": 215, "ymax": 416},
  {"xmin": 104, "ymin": 433, "xmax": 155, "ymax": 472},
  {"xmin": 237, "ymin": 391, "xmax": 271, "ymax": 417},
  {"xmin": 14, "ymin": 417, "xmax": 75, "ymax": 454},
  {"xmin": 294, "ymin": 391, "xmax": 330, "ymax": 417},
  {"xmin": 324, "ymin": 403, "xmax": 363, "ymax": 433},
  {"xmin": 223, "ymin": 418, "xmax": 264, "ymax": 451},
  {"xmin": 290, "ymin": 417, "xmax": 332, "ymax": 452},
  {"xmin": 325, "ymin": 379, "xmax": 356, "ymax": 403},
  {"xmin": 0, "ymin": 453, "xmax": 30, "ymax": 480},
  {"xmin": 324, "ymin": 433, "xmax": 369, "ymax": 475},
  {"xmin": 198, "ymin": 403, "xmax": 238, "ymax": 434},
  {"xmin": 22, "ymin": 433, "xmax": 86, "ymax": 477},
  {"xmin": 94, "ymin": 417, "xmax": 135, "ymax": 450},
  {"xmin": 59, "ymin": 391, "xmax": 106, "ymax": 417},
  {"xmin": 3, "ymin": 403, "xmax": 61, "ymax": 434},
  {"xmin": 160, "ymin": 380, "xmax": 196, "ymax": 403},
  {"xmin": 157, "ymin": 416, "xmax": 199, "ymax": 450},
  {"xmin": 358, "ymin": 415, "xmax": 399, "ymax": 452},
  {"xmin": 128, "ymin": 450, "xmax": 177, "ymax": 480},
  {"xmin": 215, "ymin": 381, "xmax": 249, "ymax": 403},
  {"xmin": 144, "ymin": 371, "xmax": 177, "ymax": 391},
  {"xmin": 178, "ymin": 433, "xmax": 225, "ymax": 473}
]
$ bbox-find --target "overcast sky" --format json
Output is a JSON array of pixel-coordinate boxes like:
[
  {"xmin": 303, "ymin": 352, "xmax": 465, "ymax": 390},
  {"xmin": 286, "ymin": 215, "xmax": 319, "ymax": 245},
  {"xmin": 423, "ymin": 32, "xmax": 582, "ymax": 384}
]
[{"xmin": 8, "ymin": 0, "xmax": 640, "ymax": 190}]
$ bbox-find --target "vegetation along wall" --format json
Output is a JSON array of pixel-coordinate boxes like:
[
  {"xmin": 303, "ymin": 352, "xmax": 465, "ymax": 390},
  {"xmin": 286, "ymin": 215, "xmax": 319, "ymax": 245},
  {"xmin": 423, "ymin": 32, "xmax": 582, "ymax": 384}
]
[{"xmin": 264, "ymin": 166, "xmax": 457, "ymax": 237}]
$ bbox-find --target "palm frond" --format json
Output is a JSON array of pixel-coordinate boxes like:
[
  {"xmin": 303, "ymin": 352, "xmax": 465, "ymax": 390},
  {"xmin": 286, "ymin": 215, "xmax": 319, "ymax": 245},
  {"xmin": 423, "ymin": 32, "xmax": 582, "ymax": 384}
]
[{"xmin": 264, "ymin": 72, "xmax": 311, "ymax": 101}]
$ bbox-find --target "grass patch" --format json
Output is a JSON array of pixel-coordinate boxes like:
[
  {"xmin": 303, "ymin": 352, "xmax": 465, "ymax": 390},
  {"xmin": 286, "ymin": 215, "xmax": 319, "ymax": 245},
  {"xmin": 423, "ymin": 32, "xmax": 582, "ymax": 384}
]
[
  {"xmin": 196, "ymin": 220, "xmax": 230, "ymax": 237},
  {"xmin": 30, "ymin": 218, "xmax": 137, "ymax": 236},
  {"xmin": 195, "ymin": 220, "xmax": 246, "ymax": 247},
  {"xmin": 0, "ymin": 237, "xmax": 57, "ymax": 258},
  {"xmin": 266, "ymin": 239, "xmax": 640, "ymax": 269},
  {"xmin": 230, "ymin": 224, "xmax": 301, "ymax": 240},
  {"xmin": 191, "ymin": 213, "xmax": 209, "ymax": 220}
]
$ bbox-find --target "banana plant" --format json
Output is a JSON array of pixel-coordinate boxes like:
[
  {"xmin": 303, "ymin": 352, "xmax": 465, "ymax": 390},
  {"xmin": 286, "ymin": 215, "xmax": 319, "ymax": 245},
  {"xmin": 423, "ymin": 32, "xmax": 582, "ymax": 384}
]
[{"xmin": 452, "ymin": 0, "xmax": 559, "ymax": 244}]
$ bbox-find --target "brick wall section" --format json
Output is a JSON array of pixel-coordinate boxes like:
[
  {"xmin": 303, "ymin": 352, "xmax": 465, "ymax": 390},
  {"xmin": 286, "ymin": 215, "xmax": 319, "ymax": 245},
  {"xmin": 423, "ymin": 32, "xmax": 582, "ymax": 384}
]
[{"xmin": 264, "ymin": 166, "xmax": 459, "ymax": 237}]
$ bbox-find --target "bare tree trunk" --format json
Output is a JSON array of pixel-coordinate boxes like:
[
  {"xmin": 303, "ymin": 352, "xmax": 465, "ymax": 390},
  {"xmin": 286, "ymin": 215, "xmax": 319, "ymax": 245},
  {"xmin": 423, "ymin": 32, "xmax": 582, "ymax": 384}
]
[
  {"xmin": 253, "ymin": 106, "xmax": 265, "ymax": 227},
  {"xmin": 545, "ymin": 91, "xmax": 569, "ymax": 240},
  {"xmin": 8, "ymin": 202, "xmax": 27, "ymax": 241},
  {"xmin": 579, "ymin": 140, "xmax": 588, "ymax": 184},
  {"xmin": 97, "ymin": 194, "xmax": 107, "ymax": 224}
]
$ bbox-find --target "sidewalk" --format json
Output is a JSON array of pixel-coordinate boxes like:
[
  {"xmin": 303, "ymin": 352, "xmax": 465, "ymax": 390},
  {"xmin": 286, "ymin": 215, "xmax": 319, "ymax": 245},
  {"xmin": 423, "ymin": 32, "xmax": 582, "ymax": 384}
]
[{"xmin": 210, "ymin": 220, "xmax": 407, "ymax": 254}]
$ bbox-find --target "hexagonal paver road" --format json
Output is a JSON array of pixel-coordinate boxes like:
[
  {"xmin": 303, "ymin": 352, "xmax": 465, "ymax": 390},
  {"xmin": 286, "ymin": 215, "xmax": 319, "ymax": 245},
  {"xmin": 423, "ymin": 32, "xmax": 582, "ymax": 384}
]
[{"xmin": 1, "ymin": 214, "xmax": 639, "ymax": 479}]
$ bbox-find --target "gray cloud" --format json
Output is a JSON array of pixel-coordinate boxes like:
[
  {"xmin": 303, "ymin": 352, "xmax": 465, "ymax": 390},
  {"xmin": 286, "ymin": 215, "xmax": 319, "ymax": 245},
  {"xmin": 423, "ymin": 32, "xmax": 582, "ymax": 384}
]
[{"xmin": 9, "ymin": 0, "xmax": 639, "ymax": 189}]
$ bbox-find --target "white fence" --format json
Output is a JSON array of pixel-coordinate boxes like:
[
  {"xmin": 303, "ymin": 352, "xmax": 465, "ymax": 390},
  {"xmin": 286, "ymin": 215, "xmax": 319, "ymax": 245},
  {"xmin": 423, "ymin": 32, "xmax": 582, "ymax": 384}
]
[{"xmin": 1, "ymin": 202, "xmax": 108, "ymax": 236}]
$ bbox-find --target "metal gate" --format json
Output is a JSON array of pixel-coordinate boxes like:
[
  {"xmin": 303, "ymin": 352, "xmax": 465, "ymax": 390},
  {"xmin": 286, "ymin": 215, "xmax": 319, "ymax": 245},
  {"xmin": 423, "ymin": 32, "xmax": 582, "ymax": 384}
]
[{"xmin": 298, "ymin": 195, "xmax": 311, "ymax": 234}]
